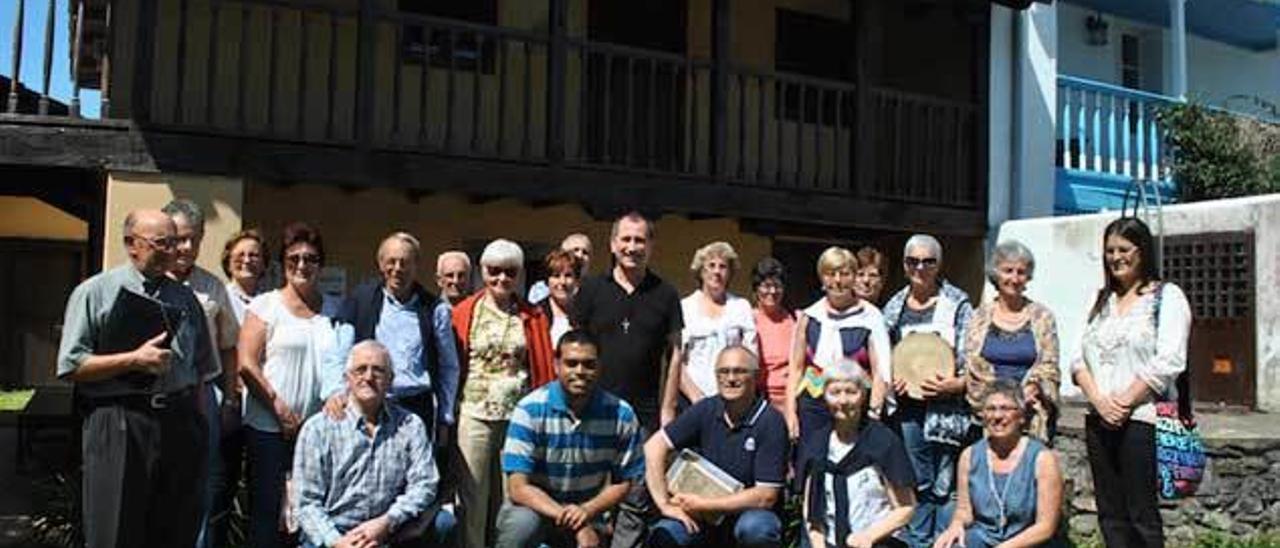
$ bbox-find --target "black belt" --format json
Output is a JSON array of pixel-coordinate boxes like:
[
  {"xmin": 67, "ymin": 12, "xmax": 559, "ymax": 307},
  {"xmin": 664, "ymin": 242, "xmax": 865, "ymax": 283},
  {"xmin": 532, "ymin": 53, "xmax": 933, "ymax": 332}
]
[{"xmin": 85, "ymin": 387, "xmax": 197, "ymax": 412}]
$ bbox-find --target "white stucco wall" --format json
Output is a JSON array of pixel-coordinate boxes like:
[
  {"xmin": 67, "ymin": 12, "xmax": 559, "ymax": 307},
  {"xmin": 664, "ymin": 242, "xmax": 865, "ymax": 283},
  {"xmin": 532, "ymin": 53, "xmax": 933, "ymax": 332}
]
[
  {"xmin": 992, "ymin": 194, "xmax": 1280, "ymax": 411},
  {"xmin": 1057, "ymin": 3, "xmax": 1280, "ymax": 109}
]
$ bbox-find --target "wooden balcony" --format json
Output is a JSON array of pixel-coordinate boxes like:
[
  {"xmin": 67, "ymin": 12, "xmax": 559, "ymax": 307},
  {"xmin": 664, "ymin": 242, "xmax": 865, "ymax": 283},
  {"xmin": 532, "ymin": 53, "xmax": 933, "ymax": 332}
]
[{"xmin": 1, "ymin": 0, "xmax": 989, "ymax": 233}]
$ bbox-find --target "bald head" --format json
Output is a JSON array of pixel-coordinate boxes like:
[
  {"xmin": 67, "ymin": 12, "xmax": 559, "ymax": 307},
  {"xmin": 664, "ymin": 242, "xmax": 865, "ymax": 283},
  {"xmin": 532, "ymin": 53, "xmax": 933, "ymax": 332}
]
[
  {"xmin": 561, "ymin": 233, "xmax": 592, "ymax": 273},
  {"xmin": 123, "ymin": 209, "xmax": 177, "ymax": 277}
]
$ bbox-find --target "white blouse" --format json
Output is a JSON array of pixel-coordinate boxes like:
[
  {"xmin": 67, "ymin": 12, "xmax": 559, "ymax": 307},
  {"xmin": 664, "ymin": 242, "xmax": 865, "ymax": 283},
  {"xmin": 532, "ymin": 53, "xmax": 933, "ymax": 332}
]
[
  {"xmin": 243, "ymin": 290, "xmax": 339, "ymax": 433},
  {"xmin": 681, "ymin": 291, "xmax": 758, "ymax": 397},
  {"xmin": 1073, "ymin": 283, "xmax": 1191, "ymax": 425}
]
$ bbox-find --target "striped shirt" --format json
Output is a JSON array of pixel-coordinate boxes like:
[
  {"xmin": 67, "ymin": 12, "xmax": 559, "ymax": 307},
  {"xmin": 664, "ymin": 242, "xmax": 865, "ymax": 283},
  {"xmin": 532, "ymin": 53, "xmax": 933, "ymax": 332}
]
[
  {"xmin": 502, "ymin": 382, "xmax": 645, "ymax": 504},
  {"xmin": 292, "ymin": 401, "xmax": 438, "ymax": 547}
]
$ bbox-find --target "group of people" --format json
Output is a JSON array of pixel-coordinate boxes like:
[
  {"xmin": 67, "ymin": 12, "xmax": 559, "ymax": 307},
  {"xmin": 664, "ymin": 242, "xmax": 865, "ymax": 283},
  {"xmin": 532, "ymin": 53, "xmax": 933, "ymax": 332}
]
[{"xmin": 57, "ymin": 203, "xmax": 1190, "ymax": 548}]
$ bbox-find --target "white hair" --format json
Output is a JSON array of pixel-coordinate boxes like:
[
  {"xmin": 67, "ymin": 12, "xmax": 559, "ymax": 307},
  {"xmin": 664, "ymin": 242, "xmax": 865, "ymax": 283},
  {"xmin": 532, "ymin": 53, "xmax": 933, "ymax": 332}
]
[
  {"xmin": 821, "ymin": 359, "xmax": 871, "ymax": 404},
  {"xmin": 377, "ymin": 232, "xmax": 421, "ymax": 263},
  {"xmin": 347, "ymin": 339, "xmax": 393, "ymax": 379},
  {"xmin": 903, "ymin": 234, "xmax": 943, "ymax": 263},
  {"xmin": 716, "ymin": 345, "xmax": 759, "ymax": 372},
  {"xmin": 987, "ymin": 240, "xmax": 1036, "ymax": 284},
  {"xmin": 436, "ymin": 250, "xmax": 471, "ymax": 274},
  {"xmin": 480, "ymin": 239, "xmax": 524, "ymax": 269}
]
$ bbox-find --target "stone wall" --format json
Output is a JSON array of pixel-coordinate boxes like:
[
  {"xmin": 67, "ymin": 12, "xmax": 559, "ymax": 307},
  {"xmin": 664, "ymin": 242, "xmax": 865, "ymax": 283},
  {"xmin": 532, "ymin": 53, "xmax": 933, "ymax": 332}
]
[{"xmin": 1059, "ymin": 428, "xmax": 1280, "ymax": 544}]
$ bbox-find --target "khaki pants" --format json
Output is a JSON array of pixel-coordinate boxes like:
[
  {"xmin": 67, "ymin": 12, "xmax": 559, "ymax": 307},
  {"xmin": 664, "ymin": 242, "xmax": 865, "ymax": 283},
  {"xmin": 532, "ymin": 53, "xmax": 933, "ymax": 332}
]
[{"xmin": 457, "ymin": 414, "xmax": 509, "ymax": 548}]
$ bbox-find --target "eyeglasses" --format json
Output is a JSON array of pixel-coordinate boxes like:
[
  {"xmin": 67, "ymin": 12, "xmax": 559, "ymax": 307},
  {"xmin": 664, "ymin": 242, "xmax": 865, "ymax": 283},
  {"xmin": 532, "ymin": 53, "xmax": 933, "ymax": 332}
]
[
  {"xmin": 757, "ymin": 281, "xmax": 784, "ymax": 293},
  {"xmin": 983, "ymin": 404, "xmax": 1021, "ymax": 415},
  {"xmin": 715, "ymin": 367, "xmax": 754, "ymax": 379},
  {"xmin": 129, "ymin": 234, "xmax": 177, "ymax": 250},
  {"xmin": 485, "ymin": 265, "xmax": 519, "ymax": 278},
  {"xmin": 904, "ymin": 257, "xmax": 939, "ymax": 270},
  {"xmin": 285, "ymin": 253, "xmax": 322, "ymax": 267},
  {"xmin": 349, "ymin": 364, "xmax": 390, "ymax": 379}
]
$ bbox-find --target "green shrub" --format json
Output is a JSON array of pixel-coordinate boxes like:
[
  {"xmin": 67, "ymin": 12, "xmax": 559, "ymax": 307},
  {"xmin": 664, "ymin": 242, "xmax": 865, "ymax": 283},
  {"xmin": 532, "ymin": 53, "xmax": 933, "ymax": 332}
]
[{"xmin": 1157, "ymin": 102, "xmax": 1280, "ymax": 201}]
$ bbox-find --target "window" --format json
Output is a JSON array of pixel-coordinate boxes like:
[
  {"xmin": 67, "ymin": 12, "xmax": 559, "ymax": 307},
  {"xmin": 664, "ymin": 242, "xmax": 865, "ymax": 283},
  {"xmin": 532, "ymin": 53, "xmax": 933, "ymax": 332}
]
[
  {"xmin": 1120, "ymin": 33, "xmax": 1141, "ymax": 90},
  {"xmin": 398, "ymin": 0, "xmax": 498, "ymax": 72},
  {"xmin": 774, "ymin": 9, "xmax": 853, "ymax": 125}
]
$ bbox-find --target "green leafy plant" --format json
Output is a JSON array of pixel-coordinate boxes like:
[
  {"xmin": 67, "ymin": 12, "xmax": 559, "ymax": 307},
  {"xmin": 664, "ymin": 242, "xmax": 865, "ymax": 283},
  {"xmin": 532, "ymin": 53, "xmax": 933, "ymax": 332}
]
[{"xmin": 1157, "ymin": 102, "xmax": 1280, "ymax": 201}]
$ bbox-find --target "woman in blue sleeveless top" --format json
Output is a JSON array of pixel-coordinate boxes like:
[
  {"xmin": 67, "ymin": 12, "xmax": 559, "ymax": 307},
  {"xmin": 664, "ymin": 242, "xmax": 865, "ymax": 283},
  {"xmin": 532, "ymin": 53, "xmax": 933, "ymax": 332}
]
[{"xmin": 934, "ymin": 380, "xmax": 1063, "ymax": 548}]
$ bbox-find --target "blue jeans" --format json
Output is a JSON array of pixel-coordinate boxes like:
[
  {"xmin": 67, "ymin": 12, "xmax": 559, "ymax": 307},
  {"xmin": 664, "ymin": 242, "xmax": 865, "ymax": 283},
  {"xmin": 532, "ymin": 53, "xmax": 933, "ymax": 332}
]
[
  {"xmin": 894, "ymin": 404, "xmax": 958, "ymax": 548},
  {"xmin": 246, "ymin": 426, "xmax": 293, "ymax": 548},
  {"xmin": 649, "ymin": 509, "xmax": 781, "ymax": 548},
  {"xmin": 299, "ymin": 507, "xmax": 458, "ymax": 548}
]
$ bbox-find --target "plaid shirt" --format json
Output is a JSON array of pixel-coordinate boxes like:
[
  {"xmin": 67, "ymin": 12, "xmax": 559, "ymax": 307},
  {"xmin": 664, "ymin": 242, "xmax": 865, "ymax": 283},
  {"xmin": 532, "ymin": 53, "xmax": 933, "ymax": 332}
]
[{"xmin": 292, "ymin": 401, "xmax": 438, "ymax": 547}]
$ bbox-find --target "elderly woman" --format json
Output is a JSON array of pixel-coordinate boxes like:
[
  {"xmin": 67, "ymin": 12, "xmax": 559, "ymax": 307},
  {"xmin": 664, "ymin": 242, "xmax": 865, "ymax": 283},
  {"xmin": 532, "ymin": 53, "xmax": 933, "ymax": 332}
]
[
  {"xmin": 882, "ymin": 234, "xmax": 974, "ymax": 546},
  {"xmin": 671, "ymin": 241, "xmax": 757, "ymax": 407},
  {"xmin": 802, "ymin": 363, "xmax": 916, "ymax": 548},
  {"xmin": 788, "ymin": 247, "xmax": 892, "ymax": 480},
  {"xmin": 934, "ymin": 380, "xmax": 1063, "ymax": 548},
  {"xmin": 222, "ymin": 228, "xmax": 269, "ymax": 324},
  {"xmin": 540, "ymin": 248, "xmax": 582, "ymax": 347},
  {"xmin": 853, "ymin": 246, "xmax": 887, "ymax": 306},
  {"xmin": 451, "ymin": 239, "xmax": 556, "ymax": 548},
  {"xmin": 963, "ymin": 240, "xmax": 1060, "ymax": 443},
  {"xmin": 1072, "ymin": 217, "xmax": 1190, "ymax": 547},
  {"xmin": 752, "ymin": 257, "xmax": 796, "ymax": 411},
  {"xmin": 238, "ymin": 222, "xmax": 339, "ymax": 548}
]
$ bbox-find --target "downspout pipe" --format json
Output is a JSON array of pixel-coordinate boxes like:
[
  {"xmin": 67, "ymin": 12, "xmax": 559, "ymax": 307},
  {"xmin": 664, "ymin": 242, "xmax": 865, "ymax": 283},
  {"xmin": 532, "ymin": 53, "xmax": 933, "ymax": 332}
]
[{"xmin": 1009, "ymin": 9, "xmax": 1026, "ymax": 222}]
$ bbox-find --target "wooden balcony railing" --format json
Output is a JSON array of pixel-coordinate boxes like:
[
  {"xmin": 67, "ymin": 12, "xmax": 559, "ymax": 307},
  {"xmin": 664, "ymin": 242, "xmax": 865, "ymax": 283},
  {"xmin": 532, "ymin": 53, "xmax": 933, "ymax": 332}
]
[{"xmin": 2, "ymin": 0, "xmax": 986, "ymax": 210}]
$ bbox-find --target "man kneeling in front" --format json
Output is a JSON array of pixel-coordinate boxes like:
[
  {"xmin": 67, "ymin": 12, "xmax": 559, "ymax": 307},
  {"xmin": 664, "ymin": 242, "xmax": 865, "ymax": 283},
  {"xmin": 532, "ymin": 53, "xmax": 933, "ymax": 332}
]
[
  {"xmin": 646, "ymin": 345, "xmax": 788, "ymax": 548},
  {"xmin": 293, "ymin": 340, "xmax": 457, "ymax": 548},
  {"xmin": 496, "ymin": 329, "xmax": 646, "ymax": 548}
]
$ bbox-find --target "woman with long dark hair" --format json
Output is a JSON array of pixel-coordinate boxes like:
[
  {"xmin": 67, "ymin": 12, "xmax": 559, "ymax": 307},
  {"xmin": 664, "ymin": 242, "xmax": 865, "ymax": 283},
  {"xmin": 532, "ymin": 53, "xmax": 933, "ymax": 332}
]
[{"xmin": 1071, "ymin": 217, "xmax": 1190, "ymax": 548}]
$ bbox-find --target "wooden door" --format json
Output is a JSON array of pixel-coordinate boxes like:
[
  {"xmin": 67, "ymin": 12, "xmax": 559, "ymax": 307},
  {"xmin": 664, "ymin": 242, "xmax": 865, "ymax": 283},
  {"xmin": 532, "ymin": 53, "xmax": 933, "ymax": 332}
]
[{"xmin": 0, "ymin": 240, "xmax": 85, "ymax": 387}]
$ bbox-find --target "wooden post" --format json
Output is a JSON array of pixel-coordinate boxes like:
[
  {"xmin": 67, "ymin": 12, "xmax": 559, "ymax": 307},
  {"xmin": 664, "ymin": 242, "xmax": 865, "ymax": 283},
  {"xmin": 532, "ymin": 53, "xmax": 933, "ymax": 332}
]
[
  {"xmin": 852, "ymin": 0, "xmax": 873, "ymax": 197},
  {"xmin": 710, "ymin": 0, "xmax": 730, "ymax": 178},
  {"xmin": 132, "ymin": 0, "xmax": 157, "ymax": 122},
  {"xmin": 355, "ymin": 0, "xmax": 377, "ymax": 150},
  {"xmin": 546, "ymin": 0, "xmax": 567, "ymax": 164}
]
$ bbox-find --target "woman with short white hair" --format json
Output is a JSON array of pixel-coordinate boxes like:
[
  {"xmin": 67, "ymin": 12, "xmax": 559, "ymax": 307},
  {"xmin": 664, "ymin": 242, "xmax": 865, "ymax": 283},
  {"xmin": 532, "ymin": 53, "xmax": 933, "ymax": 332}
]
[
  {"xmin": 963, "ymin": 240, "xmax": 1060, "ymax": 442},
  {"xmin": 881, "ymin": 233, "xmax": 975, "ymax": 546},
  {"xmin": 450, "ymin": 239, "xmax": 556, "ymax": 548},
  {"xmin": 802, "ymin": 363, "xmax": 916, "ymax": 548},
  {"xmin": 670, "ymin": 241, "xmax": 757, "ymax": 409}
]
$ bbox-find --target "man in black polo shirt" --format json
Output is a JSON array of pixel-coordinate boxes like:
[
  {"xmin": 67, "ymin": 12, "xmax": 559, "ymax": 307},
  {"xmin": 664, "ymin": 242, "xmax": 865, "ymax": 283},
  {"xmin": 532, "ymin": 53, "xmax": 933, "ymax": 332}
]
[
  {"xmin": 643, "ymin": 345, "xmax": 787, "ymax": 548},
  {"xmin": 574, "ymin": 211, "xmax": 683, "ymax": 548},
  {"xmin": 572, "ymin": 211, "xmax": 683, "ymax": 431}
]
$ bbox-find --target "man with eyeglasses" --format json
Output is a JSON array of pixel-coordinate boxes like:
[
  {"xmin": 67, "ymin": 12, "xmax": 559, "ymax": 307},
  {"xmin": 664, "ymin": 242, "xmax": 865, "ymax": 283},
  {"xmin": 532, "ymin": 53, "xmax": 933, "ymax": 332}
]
[
  {"xmin": 161, "ymin": 199, "xmax": 243, "ymax": 548},
  {"xmin": 644, "ymin": 345, "xmax": 787, "ymax": 548},
  {"xmin": 57, "ymin": 208, "xmax": 218, "ymax": 548},
  {"xmin": 294, "ymin": 340, "xmax": 456, "ymax": 548}
]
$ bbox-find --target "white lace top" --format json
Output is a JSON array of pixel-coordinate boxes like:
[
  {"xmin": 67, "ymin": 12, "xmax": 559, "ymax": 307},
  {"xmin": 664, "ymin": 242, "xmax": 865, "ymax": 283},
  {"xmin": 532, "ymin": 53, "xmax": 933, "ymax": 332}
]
[{"xmin": 1072, "ymin": 284, "xmax": 1191, "ymax": 424}]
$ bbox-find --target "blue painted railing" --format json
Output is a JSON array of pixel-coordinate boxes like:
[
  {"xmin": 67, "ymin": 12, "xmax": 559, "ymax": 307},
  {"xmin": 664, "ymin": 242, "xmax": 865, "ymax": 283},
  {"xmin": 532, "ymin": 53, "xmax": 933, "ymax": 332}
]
[{"xmin": 1057, "ymin": 76, "xmax": 1176, "ymax": 184}]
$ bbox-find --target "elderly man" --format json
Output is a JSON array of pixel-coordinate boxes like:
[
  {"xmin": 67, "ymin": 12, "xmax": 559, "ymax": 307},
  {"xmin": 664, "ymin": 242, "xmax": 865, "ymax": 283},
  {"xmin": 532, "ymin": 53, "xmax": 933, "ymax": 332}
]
[
  {"xmin": 436, "ymin": 250, "xmax": 473, "ymax": 307},
  {"xmin": 645, "ymin": 346, "xmax": 788, "ymax": 548},
  {"xmin": 528, "ymin": 233, "xmax": 593, "ymax": 303},
  {"xmin": 295, "ymin": 340, "xmax": 455, "ymax": 548},
  {"xmin": 57, "ymin": 209, "xmax": 216, "ymax": 548},
  {"xmin": 323, "ymin": 233, "xmax": 460, "ymax": 445},
  {"xmin": 161, "ymin": 199, "xmax": 242, "ymax": 548},
  {"xmin": 495, "ymin": 329, "xmax": 644, "ymax": 548}
]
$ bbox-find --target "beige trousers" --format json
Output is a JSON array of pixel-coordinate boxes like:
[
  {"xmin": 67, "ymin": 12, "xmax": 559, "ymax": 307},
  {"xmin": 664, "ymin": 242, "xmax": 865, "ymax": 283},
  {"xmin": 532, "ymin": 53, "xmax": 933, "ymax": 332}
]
[{"xmin": 457, "ymin": 413, "xmax": 509, "ymax": 548}]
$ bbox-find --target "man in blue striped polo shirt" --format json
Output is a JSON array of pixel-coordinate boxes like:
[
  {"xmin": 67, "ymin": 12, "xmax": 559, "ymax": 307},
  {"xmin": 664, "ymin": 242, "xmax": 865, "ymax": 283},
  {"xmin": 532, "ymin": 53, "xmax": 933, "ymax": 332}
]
[{"xmin": 497, "ymin": 329, "xmax": 646, "ymax": 548}]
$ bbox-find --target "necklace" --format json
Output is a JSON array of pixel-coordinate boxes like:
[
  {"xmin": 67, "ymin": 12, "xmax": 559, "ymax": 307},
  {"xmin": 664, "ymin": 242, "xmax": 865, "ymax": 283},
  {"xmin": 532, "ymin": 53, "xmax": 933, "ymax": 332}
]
[{"xmin": 985, "ymin": 439, "xmax": 1022, "ymax": 530}]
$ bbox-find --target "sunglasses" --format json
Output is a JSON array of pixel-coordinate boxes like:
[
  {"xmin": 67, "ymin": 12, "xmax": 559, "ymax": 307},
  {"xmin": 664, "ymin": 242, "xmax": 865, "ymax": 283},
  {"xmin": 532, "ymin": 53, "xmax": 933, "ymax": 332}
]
[
  {"xmin": 285, "ymin": 253, "xmax": 322, "ymax": 266},
  {"xmin": 485, "ymin": 265, "xmax": 519, "ymax": 278},
  {"xmin": 904, "ymin": 257, "xmax": 939, "ymax": 270}
]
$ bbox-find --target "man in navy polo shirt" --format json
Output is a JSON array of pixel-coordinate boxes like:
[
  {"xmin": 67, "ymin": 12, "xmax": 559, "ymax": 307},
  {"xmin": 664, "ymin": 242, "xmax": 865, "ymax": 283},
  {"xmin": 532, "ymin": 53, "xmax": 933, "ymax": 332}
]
[{"xmin": 643, "ymin": 345, "xmax": 787, "ymax": 548}]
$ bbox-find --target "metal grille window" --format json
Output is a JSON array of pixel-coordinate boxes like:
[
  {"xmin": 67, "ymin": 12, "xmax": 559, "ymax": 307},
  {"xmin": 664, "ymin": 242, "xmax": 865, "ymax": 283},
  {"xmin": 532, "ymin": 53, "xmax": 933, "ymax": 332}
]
[{"xmin": 1162, "ymin": 232, "xmax": 1254, "ymax": 320}]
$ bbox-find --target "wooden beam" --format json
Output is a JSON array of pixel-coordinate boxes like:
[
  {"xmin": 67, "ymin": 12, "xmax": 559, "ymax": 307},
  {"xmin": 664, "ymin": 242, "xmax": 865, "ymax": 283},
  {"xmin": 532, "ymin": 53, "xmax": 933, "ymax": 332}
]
[{"xmin": 0, "ymin": 123, "xmax": 988, "ymax": 236}]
